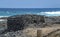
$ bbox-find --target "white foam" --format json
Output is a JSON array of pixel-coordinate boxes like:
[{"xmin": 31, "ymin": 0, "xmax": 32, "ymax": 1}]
[
  {"xmin": 0, "ymin": 16, "xmax": 9, "ymax": 18},
  {"xmin": 45, "ymin": 11, "xmax": 60, "ymax": 14},
  {"xmin": 37, "ymin": 11, "xmax": 60, "ymax": 16}
]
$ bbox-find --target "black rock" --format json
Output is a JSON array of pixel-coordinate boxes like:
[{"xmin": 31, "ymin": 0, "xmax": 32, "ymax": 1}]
[{"xmin": 7, "ymin": 14, "xmax": 45, "ymax": 32}]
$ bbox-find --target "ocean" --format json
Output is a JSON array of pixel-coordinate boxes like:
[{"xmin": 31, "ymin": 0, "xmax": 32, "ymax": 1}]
[{"xmin": 0, "ymin": 8, "xmax": 60, "ymax": 17}]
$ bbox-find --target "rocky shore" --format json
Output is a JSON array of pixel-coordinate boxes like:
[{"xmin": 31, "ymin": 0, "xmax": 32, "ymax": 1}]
[{"xmin": 0, "ymin": 14, "xmax": 60, "ymax": 37}]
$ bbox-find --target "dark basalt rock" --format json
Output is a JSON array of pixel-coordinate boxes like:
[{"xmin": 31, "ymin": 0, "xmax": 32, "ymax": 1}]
[
  {"xmin": 7, "ymin": 14, "xmax": 45, "ymax": 32},
  {"xmin": 45, "ymin": 16, "xmax": 60, "ymax": 24}
]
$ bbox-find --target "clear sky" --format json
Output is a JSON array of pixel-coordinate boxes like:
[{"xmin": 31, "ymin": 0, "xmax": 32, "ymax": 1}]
[{"xmin": 0, "ymin": 0, "xmax": 60, "ymax": 8}]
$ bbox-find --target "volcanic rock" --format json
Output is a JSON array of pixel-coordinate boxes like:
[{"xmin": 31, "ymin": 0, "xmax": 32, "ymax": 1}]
[{"xmin": 7, "ymin": 14, "xmax": 45, "ymax": 31}]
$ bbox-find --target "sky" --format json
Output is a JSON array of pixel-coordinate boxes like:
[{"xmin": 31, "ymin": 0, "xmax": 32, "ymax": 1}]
[{"xmin": 0, "ymin": 0, "xmax": 60, "ymax": 8}]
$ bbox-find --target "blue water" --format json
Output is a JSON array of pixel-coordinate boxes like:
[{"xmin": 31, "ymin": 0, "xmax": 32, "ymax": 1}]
[{"xmin": 0, "ymin": 8, "xmax": 60, "ymax": 16}]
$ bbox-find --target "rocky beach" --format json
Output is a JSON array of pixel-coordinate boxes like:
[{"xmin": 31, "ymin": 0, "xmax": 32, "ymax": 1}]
[{"xmin": 0, "ymin": 14, "xmax": 60, "ymax": 37}]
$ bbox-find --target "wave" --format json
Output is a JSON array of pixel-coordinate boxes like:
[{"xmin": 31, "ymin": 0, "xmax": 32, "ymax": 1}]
[
  {"xmin": 0, "ymin": 16, "xmax": 9, "ymax": 18},
  {"xmin": 37, "ymin": 11, "xmax": 60, "ymax": 16},
  {"xmin": 0, "ymin": 11, "xmax": 60, "ymax": 17}
]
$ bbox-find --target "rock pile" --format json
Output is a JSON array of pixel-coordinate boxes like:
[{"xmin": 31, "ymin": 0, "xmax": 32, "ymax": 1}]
[{"xmin": 7, "ymin": 14, "xmax": 45, "ymax": 31}]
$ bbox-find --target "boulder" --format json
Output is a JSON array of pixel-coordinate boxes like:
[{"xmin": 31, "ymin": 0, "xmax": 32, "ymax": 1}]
[{"xmin": 7, "ymin": 14, "xmax": 45, "ymax": 31}]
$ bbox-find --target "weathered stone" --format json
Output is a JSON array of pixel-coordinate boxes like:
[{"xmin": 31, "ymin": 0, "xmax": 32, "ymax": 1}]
[{"xmin": 7, "ymin": 14, "xmax": 45, "ymax": 31}]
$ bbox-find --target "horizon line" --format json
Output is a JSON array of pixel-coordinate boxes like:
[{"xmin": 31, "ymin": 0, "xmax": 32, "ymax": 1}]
[{"xmin": 0, "ymin": 8, "xmax": 60, "ymax": 9}]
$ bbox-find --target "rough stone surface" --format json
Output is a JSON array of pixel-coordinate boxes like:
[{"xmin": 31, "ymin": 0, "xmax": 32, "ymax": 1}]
[
  {"xmin": 1, "ymin": 14, "xmax": 60, "ymax": 37},
  {"xmin": 7, "ymin": 14, "xmax": 45, "ymax": 32}
]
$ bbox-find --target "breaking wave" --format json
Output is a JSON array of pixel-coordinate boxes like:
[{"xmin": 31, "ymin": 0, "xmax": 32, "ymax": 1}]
[
  {"xmin": 37, "ymin": 11, "xmax": 60, "ymax": 16},
  {"xmin": 0, "ymin": 16, "xmax": 9, "ymax": 18}
]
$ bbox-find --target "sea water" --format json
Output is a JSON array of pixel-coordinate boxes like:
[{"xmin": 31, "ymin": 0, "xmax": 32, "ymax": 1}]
[{"xmin": 0, "ymin": 8, "xmax": 60, "ymax": 17}]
